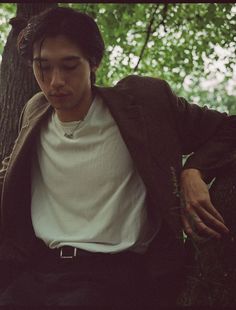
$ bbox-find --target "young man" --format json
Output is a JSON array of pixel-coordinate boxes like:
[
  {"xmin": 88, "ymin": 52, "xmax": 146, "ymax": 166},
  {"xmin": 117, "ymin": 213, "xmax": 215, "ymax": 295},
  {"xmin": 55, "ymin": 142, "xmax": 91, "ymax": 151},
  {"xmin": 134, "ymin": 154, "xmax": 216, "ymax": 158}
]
[{"xmin": 0, "ymin": 7, "xmax": 235, "ymax": 307}]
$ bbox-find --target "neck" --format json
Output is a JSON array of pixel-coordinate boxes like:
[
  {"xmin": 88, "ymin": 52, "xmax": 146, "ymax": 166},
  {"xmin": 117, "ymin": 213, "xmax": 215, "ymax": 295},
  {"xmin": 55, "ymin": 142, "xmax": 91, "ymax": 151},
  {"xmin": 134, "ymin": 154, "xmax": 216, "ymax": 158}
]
[{"xmin": 55, "ymin": 90, "xmax": 95, "ymax": 122}]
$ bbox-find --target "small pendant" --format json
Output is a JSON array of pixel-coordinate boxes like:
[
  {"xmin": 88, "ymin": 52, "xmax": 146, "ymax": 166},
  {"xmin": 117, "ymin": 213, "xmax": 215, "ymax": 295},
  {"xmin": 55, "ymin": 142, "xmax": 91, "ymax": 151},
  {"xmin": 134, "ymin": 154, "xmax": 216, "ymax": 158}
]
[{"xmin": 64, "ymin": 133, "xmax": 73, "ymax": 139}]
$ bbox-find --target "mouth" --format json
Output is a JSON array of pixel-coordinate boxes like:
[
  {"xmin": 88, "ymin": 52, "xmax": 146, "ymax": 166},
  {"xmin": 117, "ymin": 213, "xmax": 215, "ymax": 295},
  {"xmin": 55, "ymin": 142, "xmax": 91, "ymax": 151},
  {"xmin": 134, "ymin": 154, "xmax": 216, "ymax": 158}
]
[{"xmin": 50, "ymin": 93, "xmax": 69, "ymax": 97}]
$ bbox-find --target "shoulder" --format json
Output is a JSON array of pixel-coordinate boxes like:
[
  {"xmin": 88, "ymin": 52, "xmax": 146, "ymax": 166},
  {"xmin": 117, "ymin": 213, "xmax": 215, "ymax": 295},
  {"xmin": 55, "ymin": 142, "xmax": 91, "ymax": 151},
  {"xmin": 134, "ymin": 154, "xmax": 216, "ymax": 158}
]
[
  {"xmin": 19, "ymin": 92, "xmax": 49, "ymax": 129},
  {"xmin": 114, "ymin": 75, "xmax": 169, "ymax": 93},
  {"xmin": 112, "ymin": 75, "xmax": 174, "ymax": 107},
  {"xmin": 23, "ymin": 92, "xmax": 47, "ymax": 114}
]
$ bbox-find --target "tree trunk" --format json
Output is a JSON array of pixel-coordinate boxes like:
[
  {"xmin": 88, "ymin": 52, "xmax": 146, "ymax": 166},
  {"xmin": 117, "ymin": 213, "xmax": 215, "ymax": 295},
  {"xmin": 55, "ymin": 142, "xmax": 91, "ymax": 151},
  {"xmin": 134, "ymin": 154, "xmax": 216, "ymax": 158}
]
[
  {"xmin": 0, "ymin": 3, "xmax": 58, "ymax": 162},
  {"xmin": 178, "ymin": 160, "xmax": 236, "ymax": 306}
]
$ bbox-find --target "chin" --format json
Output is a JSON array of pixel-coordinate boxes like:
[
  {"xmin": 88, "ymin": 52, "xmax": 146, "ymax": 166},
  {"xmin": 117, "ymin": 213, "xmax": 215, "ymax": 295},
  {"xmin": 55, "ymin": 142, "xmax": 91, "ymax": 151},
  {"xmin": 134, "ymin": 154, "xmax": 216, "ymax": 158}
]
[{"xmin": 54, "ymin": 102, "xmax": 79, "ymax": 110}]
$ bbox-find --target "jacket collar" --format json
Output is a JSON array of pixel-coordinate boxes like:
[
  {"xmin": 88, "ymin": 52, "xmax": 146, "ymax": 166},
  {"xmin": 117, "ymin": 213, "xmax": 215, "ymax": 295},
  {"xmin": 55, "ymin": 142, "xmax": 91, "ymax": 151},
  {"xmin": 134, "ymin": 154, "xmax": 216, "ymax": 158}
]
[
  {"xmin": 23, "ymin": 93, "xmax": 52, "ymax": 128},
  {"xmin": 24, "ymin": 85, "xmax": 138, "ymax": 125},
  {"xmin": 95, "ymin": 85, "xmax": 153, "ymax": 188}
]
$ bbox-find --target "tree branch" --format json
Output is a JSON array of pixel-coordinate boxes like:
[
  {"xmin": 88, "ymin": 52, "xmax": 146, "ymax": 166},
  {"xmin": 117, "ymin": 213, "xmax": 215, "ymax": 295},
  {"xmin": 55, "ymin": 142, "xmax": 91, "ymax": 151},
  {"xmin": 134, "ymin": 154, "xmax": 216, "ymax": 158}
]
[{"xmin": 133, "ymin": 3, "xmax": 168, "ymax": 72}]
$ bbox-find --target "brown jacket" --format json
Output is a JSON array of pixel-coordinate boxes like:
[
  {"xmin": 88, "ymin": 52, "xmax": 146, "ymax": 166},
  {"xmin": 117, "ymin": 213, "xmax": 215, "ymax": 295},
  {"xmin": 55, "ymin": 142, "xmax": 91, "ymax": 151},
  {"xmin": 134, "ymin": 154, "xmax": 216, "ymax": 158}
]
[{"xmin": 0, "ymin": 75, "xmax": 235, "ymax": 268}]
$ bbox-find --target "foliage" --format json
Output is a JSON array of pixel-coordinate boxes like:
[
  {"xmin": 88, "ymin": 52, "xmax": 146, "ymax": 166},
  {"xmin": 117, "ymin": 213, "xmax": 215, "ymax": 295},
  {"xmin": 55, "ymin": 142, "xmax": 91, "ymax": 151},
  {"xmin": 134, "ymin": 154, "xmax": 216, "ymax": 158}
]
[
  {"xmin": 0, "ymin": 3, "xmax": 235, "ymax": 113},
  {"xmin": 0, "ymin": 3, "xmax": 16, "ymax": 55},
  {"xmin": 61, "ymin": 3, "xmax": 236, "ymax": 114}
]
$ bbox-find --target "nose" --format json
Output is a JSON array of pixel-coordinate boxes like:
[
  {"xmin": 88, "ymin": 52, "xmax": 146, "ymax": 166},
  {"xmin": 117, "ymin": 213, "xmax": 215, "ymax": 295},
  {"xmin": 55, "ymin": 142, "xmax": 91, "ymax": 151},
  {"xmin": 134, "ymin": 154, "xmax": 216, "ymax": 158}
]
[{"xmin": 50, "ymin": 68, "xmax": 65, "ymax": 89}]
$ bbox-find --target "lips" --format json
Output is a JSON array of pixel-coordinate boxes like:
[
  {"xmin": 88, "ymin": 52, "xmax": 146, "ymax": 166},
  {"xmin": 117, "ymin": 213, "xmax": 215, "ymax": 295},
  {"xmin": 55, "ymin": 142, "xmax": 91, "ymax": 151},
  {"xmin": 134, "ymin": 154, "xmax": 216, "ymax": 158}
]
[{"xmin": 50, "ymin": 93, "xmax": 69, "ymax": 97}]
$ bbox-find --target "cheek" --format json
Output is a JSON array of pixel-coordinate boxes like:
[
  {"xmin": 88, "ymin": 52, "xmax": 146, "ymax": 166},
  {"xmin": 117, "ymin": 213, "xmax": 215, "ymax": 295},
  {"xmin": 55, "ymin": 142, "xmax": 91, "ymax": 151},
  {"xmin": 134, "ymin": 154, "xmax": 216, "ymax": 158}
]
[{"xmin": 70, "ymin": 71, "xmax": 91, "ymax": 88}]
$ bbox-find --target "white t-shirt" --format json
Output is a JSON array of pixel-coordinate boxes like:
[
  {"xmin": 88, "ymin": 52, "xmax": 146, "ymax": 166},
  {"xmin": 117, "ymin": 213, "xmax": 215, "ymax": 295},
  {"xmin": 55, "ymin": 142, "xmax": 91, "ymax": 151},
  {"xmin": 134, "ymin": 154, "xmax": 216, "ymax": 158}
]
[{"xmin": 31, "ymin": 95, "xmax": 158, "ymax": 253}]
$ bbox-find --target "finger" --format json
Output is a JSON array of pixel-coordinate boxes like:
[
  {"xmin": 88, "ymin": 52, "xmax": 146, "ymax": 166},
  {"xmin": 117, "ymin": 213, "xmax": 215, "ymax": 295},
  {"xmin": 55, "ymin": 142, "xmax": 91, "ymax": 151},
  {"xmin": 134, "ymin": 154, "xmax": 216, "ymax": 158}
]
[
  {"xmin": 200, "ymin": 199, "xmax": 225, "ymax": 223},
  {"xmin": 193, "ymin": 216, "xmax": 222, "ymax": 239},
  {"xmin": 180, "ymin": 213, "xmax": 193, "ymax": 237},
  {"xmin": 183, "ymin": 212, "xmax": 221, "ymax": 239},
  {"xmin": 185, "ymin": 211, "xmax": 222, "ymax": 239},
  {"xmin": 181, "ymin": 213, "xmax": 213, "ymax": 242},
  {"xmin": 191, "ymin": 205, "xmax": 229, "ymax": 234}
]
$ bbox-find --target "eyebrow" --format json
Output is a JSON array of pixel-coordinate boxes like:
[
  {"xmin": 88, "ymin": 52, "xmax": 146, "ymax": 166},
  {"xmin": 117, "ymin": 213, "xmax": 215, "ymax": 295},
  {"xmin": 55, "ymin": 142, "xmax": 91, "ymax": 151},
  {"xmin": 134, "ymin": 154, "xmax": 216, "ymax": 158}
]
[{"xmin": 33, "ymin": 56, "xmax": 82, "ymax": 62}]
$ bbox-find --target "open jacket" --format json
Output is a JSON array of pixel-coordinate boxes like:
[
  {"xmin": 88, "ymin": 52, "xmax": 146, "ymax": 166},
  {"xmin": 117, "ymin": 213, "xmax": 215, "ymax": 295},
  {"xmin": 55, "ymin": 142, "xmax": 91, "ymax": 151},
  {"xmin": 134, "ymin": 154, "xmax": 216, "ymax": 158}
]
[{"xmin": 0, "ymin": 75, "xmax": 236, "ymax": 271}]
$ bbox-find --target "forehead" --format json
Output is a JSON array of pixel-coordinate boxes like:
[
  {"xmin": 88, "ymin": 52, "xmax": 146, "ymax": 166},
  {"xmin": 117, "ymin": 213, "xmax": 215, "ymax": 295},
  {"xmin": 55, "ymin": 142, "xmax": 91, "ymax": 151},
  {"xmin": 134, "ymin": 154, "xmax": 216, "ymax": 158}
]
[{"xmin": 33, "ymin": 35, "xmax": 85, "ymax": 60}]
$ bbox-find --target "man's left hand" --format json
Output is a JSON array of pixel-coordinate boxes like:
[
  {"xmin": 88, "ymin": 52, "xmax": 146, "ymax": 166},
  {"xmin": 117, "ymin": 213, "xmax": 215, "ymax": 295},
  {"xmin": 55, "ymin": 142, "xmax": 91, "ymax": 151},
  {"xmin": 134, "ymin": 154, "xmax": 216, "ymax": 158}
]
[{"xmin": 180, "ymin": 168, "xmax": 230, "ymax": 241}]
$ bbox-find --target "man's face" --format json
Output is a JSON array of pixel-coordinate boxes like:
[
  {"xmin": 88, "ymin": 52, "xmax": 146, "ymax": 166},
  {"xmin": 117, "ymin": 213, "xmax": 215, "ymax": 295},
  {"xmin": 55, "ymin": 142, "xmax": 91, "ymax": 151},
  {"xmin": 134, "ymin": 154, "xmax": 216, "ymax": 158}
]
[{"xmin": 32, "ymin": 35, "xmax": 96, "ymax": 112}]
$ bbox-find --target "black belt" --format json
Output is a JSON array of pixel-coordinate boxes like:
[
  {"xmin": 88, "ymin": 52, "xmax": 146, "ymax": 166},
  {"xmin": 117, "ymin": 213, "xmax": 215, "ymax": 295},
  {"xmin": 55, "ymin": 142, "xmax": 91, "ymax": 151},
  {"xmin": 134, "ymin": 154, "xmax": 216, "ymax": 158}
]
[
  {"xmin": 53, "ymin": 246, "xmax": 110, "ymax": 260},
  {"xmin": 58, "ymin": 246, "xmax": 90, "ymax": 259},
  {"xmin": 34, "ymin": 241, "xmax": 143, "ymax": 262}
]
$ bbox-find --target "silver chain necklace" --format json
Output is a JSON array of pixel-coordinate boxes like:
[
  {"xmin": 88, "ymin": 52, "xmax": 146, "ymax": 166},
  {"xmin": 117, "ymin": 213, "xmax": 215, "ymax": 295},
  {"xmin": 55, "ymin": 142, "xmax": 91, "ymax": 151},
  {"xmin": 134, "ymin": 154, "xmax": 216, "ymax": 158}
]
[{"xmin": 63, "ymin": 120, "xmax": 83, "ymax": 139}]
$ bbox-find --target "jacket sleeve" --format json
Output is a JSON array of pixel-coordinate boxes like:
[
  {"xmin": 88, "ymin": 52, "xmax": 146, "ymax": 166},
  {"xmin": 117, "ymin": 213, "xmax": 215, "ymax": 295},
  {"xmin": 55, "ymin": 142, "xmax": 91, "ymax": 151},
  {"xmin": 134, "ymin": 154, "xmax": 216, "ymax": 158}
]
[
  {"xmin": 0, "ymin": 104, "xmax": 27, "ymax": 231},
  {"xmin": 0, "ymin": 156, "xmax": 10, "ymax": 206},
  {"xmin": 183, "ymin": 119, "xmax": 236, "ymax": 182},
  {"xmin": 163, "ymin": 80, "xmax": 236, "ymax": 181}
]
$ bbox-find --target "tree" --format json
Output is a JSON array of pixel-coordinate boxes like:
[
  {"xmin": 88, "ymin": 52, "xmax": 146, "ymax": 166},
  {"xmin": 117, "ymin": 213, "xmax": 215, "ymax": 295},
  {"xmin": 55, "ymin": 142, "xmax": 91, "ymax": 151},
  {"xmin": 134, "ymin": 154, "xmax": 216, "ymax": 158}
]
[{"xmin": 0, "ymin": 3, "xmax": 57, "ymax": 162}]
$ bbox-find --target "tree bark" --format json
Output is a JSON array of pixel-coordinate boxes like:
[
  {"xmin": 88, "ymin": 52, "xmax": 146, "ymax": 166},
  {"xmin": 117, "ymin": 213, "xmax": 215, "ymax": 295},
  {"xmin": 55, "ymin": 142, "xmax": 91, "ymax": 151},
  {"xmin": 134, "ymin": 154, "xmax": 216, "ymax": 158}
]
[{"xmin": 0, "ymin": 3, "xmax": 57, "ymax": 162}]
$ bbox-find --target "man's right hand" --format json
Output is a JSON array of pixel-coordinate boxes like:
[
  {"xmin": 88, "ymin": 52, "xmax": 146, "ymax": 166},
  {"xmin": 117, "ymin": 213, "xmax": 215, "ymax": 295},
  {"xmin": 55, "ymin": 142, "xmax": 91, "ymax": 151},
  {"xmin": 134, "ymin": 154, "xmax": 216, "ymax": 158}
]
[{"xmin": 180, "ymin": 168, "xmax": 230, "ymax": 241}]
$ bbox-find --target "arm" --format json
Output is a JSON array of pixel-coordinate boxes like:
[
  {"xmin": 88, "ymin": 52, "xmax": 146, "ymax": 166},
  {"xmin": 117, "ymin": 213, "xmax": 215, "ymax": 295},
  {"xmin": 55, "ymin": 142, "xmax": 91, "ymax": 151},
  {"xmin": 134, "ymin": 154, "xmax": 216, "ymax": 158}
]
[
  {"xmin": 164, "ymin": 79, "xmax": 236, "ymax": 162},
  {"xmin": 0, "ymin": 156, "xmax": 11, "ymax": 240},
  {"xmin": 0, "ymin": 156, "xmax": 11, "ymax": 203},
  {"xmin": 164, "ymin": 81, "xmax": 236, "ymax": 240},
  {"xmin": 119, "ymin": 76, "xmax": 235, "ymax": 239},
  {"xmin": 0, "ymin": 103, "xmax": 27, "ymax": 233}
]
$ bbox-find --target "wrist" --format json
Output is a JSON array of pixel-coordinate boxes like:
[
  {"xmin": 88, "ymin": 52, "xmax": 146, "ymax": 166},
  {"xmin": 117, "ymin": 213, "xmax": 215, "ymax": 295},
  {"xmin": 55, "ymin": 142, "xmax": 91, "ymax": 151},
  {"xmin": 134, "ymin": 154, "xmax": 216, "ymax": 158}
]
[{"xmin": 181, "ymin": 168, "xmax": 203, "ymax": 180}]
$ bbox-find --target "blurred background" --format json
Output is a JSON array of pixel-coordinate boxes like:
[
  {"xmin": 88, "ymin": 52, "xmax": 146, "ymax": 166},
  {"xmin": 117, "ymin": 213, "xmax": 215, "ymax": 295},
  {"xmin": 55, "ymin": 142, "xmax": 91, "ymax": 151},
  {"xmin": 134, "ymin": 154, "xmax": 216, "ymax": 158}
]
[
  {"xmin": 0, "ymin": 3, "xmax": 235, "ymax": 161},
  {"xmin": 0, "ymin": 3, "xmax": 235, "ymax": 113}
]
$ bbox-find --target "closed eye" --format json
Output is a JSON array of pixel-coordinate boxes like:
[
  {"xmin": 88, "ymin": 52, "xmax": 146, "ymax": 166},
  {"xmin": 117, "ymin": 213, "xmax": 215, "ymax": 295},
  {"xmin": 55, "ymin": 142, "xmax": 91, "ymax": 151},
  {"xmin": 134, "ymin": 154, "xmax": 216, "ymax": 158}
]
[
  {"xmin": 40, "ymin": 65, "xmax": 79, "ymax": 71},
  {"xmin": 39, "ymin": 65, "xmax": 78, "ymax": 72},
  {"xmin": 62, "ymin": 65, "xmax": 78, "ymax": 71}
]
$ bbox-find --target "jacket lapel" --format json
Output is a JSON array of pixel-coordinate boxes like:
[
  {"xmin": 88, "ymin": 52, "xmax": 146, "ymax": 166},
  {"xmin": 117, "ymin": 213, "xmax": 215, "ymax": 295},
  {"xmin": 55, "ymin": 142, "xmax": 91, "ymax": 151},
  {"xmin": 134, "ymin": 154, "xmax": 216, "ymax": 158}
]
[
  {"xmin": 96, "ymin": 86, "xmax": 153, "ymax": 189},
  {"xmin": 2, "ymin": 95, "xmax": 52, "ymax": 208}
]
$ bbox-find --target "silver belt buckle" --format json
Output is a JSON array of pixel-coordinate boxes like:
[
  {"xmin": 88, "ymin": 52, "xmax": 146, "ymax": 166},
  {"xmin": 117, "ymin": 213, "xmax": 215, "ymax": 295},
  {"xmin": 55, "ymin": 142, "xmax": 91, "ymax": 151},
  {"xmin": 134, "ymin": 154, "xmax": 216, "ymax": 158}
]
[{"xmin": 60, "ymin": 247, "xmax": 77, "ymax": 259}]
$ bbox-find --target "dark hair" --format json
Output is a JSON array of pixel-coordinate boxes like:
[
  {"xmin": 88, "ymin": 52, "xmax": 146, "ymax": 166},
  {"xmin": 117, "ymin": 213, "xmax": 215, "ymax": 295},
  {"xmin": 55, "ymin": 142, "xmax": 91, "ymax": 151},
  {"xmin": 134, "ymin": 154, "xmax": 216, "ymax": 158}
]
[{"xmin": 17, "ymin": 7, "xmax": 105, "ymax": 84}]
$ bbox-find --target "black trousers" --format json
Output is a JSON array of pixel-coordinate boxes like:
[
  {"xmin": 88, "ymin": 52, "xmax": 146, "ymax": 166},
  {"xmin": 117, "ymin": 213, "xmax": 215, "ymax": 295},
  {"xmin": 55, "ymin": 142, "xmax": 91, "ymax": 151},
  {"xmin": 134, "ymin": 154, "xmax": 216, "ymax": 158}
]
[
  {"xmin": 0, "ymin": 222, "xmax": 186, "ymax": 307},
  {"xmin": 0, "ymin": 251, "xmax": 183, "ymax": 307},
  {"xmin": 0, "ymin": 252, "xmax": 148, "ymax": 307}
]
